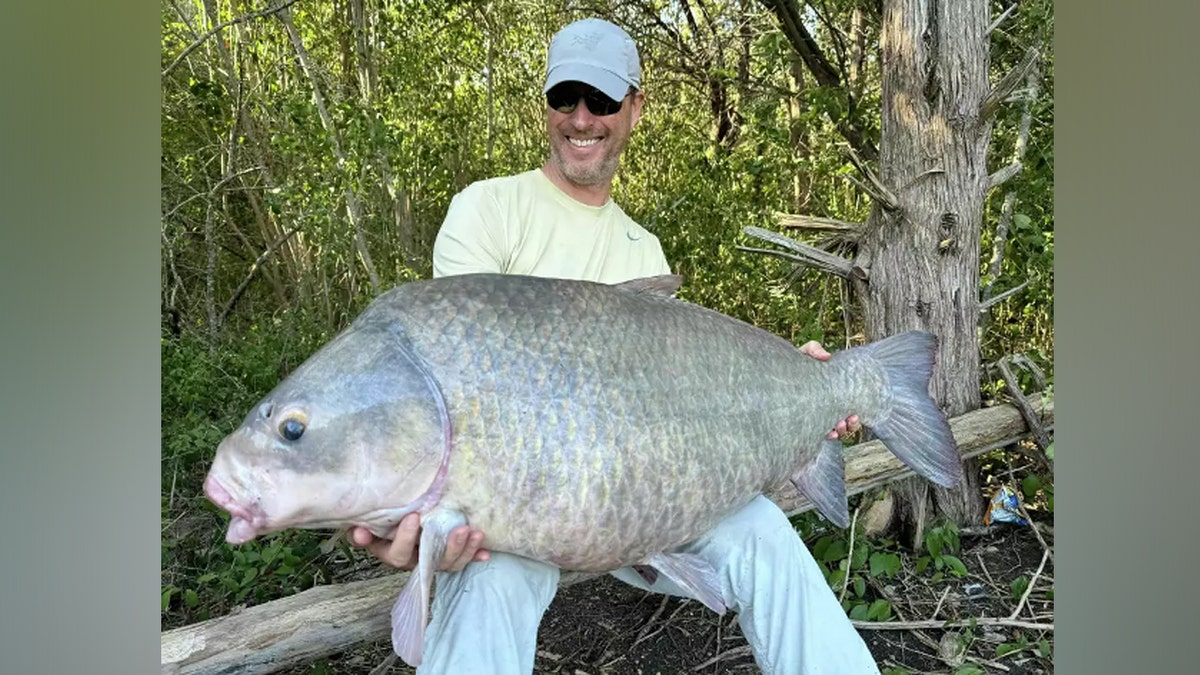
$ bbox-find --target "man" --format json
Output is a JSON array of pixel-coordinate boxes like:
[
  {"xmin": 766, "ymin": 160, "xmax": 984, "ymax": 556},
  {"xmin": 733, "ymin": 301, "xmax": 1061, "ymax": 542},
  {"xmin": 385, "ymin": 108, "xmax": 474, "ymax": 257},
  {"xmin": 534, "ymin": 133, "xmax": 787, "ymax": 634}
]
[{"xmin": 351, "ymin": 18, "xmax": 879, "ymax": 674}]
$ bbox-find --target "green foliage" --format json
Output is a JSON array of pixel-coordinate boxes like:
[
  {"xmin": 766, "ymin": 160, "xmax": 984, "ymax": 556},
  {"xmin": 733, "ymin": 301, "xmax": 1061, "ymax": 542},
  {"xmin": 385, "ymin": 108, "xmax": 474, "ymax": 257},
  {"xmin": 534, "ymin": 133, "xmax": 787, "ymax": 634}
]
[
  {"xmin": 796, "ymin": 509, "xmax": 910, "ymax": 624},
  {"xmin": 161, "ymin": 321, "xmax": 342, "ymax": 629}
]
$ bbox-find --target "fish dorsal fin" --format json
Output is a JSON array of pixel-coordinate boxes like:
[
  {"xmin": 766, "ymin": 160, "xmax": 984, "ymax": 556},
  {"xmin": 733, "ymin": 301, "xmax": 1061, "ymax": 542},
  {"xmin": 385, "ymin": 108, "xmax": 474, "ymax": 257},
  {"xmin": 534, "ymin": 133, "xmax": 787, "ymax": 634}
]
[
  {"xmin": 790, "ymin": 439, "xmax": 850, "ymax": 528},
  {"xmin": 615, "ymin": 274, "xmax": 683, "ymax": 297}
]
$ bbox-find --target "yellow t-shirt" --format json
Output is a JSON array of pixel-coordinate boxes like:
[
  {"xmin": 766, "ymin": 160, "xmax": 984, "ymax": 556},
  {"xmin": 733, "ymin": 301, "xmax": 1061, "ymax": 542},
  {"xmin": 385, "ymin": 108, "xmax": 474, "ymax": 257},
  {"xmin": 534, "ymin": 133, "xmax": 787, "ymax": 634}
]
[{"xmin": 432, "ymin": 169, "xmax": 671, "ymax": 283}]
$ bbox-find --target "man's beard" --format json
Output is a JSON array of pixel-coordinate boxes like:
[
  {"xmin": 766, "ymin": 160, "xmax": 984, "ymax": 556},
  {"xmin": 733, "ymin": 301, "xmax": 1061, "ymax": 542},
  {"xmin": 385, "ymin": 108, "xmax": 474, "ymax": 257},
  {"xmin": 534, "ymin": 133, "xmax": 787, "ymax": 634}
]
[{"xmin": 550, "ymin": 138, "xmax": 625, "ymax": 186}]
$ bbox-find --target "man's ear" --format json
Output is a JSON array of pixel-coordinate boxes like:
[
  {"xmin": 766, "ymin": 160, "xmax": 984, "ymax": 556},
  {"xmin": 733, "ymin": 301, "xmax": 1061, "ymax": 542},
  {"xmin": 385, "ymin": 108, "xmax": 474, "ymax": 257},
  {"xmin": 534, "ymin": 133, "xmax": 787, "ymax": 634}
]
[{"xmin": 629, "ymin": 90, "xmax": 645, "ymax": 127}]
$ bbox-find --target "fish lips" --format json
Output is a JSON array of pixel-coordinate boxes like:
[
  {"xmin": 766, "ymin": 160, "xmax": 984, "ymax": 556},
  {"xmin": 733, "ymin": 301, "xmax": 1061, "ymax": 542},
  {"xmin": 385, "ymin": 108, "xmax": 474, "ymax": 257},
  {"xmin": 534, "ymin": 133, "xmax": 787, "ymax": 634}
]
[{"xmin": 203, "ymin": 472, "xmax": 269, "ymax": 544}]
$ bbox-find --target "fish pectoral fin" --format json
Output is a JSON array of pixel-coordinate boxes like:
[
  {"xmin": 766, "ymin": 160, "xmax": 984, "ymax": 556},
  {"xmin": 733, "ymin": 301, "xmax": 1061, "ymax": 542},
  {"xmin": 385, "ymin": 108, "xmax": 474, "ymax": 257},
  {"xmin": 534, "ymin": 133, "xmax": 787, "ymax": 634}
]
[
  {"xmin": 790, "ymin": 439, "xmax": 850, "ymax": 528},
  {"xmin": 632, "ymin": 564, "xmax": 659, "ymax": 585},
  {"xmin": 647, "ymin": 552, "xmax": 727, "ymax": 615},
  {"xmin": 390, "ymin": 508, "xmax": 468, "ymax": 667}
]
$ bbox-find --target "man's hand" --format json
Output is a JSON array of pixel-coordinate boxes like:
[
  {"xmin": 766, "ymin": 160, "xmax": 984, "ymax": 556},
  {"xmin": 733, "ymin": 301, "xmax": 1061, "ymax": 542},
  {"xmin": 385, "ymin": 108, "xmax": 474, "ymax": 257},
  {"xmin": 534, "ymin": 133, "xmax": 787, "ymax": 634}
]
[
  {"xmin": 798, "ymin": 340, "xmax": 862, "ymax": 440},
  {"xmin": 349, "ymin": 513, "xmax": 490, "ymax": 572}
]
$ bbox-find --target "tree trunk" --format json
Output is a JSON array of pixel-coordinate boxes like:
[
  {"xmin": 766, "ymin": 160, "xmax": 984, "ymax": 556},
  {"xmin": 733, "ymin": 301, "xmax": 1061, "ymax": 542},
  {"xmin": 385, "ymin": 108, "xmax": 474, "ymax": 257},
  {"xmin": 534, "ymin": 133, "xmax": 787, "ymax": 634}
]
[
  {"xmin": 787, "ymin": 52, "xmax": 810, "ymax": 212},
  {"xmin": 853, "ymin": 0, "xmax": 994, "ymax": 547}
]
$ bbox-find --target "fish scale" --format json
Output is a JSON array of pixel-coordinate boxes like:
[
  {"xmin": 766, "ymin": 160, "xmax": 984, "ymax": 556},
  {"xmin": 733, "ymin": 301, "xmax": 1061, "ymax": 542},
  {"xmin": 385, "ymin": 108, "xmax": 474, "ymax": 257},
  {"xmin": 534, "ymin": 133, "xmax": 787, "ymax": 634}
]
[{"xmin": 366, "ymin": 275, "xmax": 849, "ymax": 568}]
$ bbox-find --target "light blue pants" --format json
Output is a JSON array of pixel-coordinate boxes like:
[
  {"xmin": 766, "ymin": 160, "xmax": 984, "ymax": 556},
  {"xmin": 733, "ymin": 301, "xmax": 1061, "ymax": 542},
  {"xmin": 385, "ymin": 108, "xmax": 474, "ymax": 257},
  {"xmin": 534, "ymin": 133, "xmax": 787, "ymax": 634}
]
[{"xmin": 417, "ymin": 496, "xmax": 880, "ymax": 674}]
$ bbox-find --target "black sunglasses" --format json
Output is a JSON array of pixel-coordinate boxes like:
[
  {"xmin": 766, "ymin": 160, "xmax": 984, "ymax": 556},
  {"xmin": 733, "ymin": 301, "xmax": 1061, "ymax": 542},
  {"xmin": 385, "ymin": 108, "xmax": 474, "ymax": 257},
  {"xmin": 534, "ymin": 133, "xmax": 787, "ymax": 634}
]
[{"xmin": 546, "ymin": 83, "xmax": 628, "ymax": 117}]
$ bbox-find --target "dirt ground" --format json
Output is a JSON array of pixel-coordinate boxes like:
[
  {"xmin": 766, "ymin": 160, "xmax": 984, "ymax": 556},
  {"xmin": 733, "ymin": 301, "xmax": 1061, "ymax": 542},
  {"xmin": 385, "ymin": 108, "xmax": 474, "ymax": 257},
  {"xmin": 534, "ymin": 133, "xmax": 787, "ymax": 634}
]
[{"xmin": 282, "ymin": 519, "xmax": 1053, "ymax": 675}]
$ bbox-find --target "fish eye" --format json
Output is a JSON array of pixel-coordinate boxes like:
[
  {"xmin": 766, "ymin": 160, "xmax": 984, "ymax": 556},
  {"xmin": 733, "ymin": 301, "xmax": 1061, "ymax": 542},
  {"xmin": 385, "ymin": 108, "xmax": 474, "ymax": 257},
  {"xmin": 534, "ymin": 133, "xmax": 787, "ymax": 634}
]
[{"xmin": 279, "ymin": 417, "xmax": 305, "ymax": 441}]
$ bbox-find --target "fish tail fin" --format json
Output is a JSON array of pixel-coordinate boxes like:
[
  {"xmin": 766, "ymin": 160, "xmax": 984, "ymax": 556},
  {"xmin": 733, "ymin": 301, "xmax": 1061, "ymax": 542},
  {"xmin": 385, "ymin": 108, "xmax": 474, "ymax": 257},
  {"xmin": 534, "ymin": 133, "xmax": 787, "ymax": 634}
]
[
  {"xmin": 390, "ymin": 509, "xmax": 468, "ymax": 667},
  {"xmin": 860, "ymin": 331, "xmax": 963, "ymax": 488}
]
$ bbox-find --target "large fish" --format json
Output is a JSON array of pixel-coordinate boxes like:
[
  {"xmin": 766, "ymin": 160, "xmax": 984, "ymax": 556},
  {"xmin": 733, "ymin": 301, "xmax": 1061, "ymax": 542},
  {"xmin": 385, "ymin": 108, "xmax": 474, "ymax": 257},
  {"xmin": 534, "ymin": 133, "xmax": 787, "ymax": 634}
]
[{"xmin": 203, "ymin": 273, "xmax": 962, "ymax": 665}]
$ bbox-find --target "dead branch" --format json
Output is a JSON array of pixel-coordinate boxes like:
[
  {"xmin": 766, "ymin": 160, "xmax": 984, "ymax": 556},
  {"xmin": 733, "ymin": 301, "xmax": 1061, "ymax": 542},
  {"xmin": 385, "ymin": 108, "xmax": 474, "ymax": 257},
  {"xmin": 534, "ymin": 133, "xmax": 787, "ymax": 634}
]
[
  {"xmin": 775, "ymin": 213, "xmax": 863, "ymax": 234},
  {"xmin": 979, "ymin": 281, "xmax": 1029, "ymax": 311},
  {"xmin": 981, "ymin": 47, "xmax": 1042, "ymax": 314},
  {"xmin": 995, "ymin": 357, "xmax": 1053, "ymax": 454},
  {"xmin": 987, "ymin": 162, "xmax": 1023, "ymax": 191},
  {"xmin": 987, "ymin": 3, "xmax": 1019, "ymax": 36},
  {"xmin": 218, "ymin": 226, "xmax": 303, "ymax": 327},
  {"xmin": 843, "ymin": 145, "xmax": 899, "ymax": 210},
  {"xmin": 1009, "ymin": 550, "xmax": 1050, "ymax": 620},
  {"xmin": 162, "ymin": 0, "xmax": 303, "ymax": 78},
  {"xmin": 740, "ymin": 226, "xmax": 854, "ymax": 278},
  {"xmin": 980, "ymin": 46, "xmax": 1041, "ymax": 123},
  {"xmin": 853, "ymin": 617, "xmax": 1053, "ymax": 631},
  {"xmin": 692, "ymin": 645, "xmax": 753, "ymax": 671}
]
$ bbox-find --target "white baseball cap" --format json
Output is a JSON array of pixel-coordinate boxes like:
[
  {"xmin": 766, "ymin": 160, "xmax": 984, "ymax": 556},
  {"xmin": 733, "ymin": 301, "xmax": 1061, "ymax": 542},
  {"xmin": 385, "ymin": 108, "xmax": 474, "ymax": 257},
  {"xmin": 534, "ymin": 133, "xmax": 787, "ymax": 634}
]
[{"xmin": 543, "ymin": 18, "xmax": 641, "ymax": 102}]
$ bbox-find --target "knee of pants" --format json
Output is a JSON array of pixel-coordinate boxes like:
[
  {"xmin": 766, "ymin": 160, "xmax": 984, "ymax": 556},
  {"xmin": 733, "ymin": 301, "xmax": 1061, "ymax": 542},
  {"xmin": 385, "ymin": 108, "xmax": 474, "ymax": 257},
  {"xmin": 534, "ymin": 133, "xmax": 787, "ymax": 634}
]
[
  {"xmin": 433, "ymin": 552, "xmax": 561, "ymax": 613},
  {"xmin": 693, "ymin": 497, "xmax": 807, "ymax": 563}
]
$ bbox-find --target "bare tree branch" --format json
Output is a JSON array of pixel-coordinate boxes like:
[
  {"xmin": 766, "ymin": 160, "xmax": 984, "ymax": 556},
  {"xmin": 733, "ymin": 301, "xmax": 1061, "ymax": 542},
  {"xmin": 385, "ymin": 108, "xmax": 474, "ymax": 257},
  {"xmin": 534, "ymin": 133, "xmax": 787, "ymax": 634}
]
[
  {"xmin": 980, "ymin": 46, "xmax": 1040, "ymax": 122},
  {"xmin": 162, "ymin": 0, "xmax": 304, "ymax": 78},
  {"xmin": 979, "ymin": 280, "xmax": 1029, "ymax": 311},
  {"xmin": 218, "ymin": 227, "xmax": 304, "ymax": 327},
  {"xmin": 987, "ymin": 162, "xmax": 1023, "ymax": 191},
  {"xmin": 987, "ymin": 3, "xmax": 1019, "ymax": 36},
  {"xmin": 740, "ymin": 226, "xmax": 855, "ymax": 278},
  {"xmin": 776, "ymin": 213, "xmax": 864, "ymax": 233}
]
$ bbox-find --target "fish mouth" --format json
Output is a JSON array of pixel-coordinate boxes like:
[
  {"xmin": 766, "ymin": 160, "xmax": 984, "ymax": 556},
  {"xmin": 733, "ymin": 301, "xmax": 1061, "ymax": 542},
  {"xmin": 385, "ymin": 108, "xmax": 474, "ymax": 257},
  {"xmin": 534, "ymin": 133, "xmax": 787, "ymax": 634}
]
[{"xmin": 203, "ymin": 473, "xmax": 269, "ymax": 544}]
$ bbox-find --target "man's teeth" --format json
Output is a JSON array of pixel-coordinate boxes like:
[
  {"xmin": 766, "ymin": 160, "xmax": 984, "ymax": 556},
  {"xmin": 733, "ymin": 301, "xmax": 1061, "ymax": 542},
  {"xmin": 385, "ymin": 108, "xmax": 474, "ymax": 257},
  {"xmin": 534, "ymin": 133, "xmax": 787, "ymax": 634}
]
[{"xmin": 569, "ymin": 137, "xmax": 601, "ymax": 147}]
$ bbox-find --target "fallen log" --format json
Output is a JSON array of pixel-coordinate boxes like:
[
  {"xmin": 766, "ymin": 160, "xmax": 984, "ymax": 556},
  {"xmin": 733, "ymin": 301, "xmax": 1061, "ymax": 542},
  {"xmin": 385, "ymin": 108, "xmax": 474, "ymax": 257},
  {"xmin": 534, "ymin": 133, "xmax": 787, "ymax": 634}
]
[{"xmin": 162, "ymin": 395, "xmax": 1053, "ymax": 674}]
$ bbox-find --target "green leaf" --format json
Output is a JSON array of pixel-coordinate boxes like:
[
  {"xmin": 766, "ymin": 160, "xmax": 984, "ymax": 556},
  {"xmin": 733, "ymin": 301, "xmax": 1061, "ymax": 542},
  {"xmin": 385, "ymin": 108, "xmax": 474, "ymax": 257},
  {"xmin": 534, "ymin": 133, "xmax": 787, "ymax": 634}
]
[
  {"xmin": 996, "ymin": 642, "xmax": 1024, "ymax": 657},
  {"xmin": 261, "ymin": 544, "xmax": 282, "ymax": 565},
  {"xmin": 161, "ymin": 587, "xmax": 175, "ymax": 611},
  {"xmin": 870, "ymin": 552, "xmax": 902, "ymax": 578},
  {"xmin": 915, "ymin": 556, "xmax": 931, "ymax": 574},
  {"xmin": 867, "ymin": 600, "xmax": 891, "ymax": 621},
  {"xmin": 849, "ymin": 602, "xmax": 870, "ymax": 620},
  {"xmin": 925, "ymin": 530, "xmax": 944, "ymax": 558},
  {"xmin": 943, "ymin": 555, "xmax": 968, "ymax": 577},
  {"xmin": 1013, "ymin": 213, "xmax": 1033, "ymax": 230},
  {"xmin": 827, "ymin": 568, "xmax": 846, "ymax": 590},
  {"xmin": 813, "ymin": 536, "xmax": 833, "ymax": 561},
  {"xmin": 1011, "ymin": 575, "xmax": 1030, "ymax": 601},
  {"xmin": 850, "ymin": 542, "xmax": 869, "ymax": 570},
  {"xmin": 1022, "ymin": 475, "xmax": 1043, "ymax": 500},
  {"xmin": 183, "ymin": 589, "xmax": 199, "ymax": 608},
  {"xmin": 854, "ymin": 576, "xmax": 866, "ymax": 598},
  {"xmin": 196, "ymin": 573, "xmax": 218, "ymax": 584},
  {"xmin": 822, "ymin": 539, "xmax": 848, "ymax": 563},
  {"xmin": 954, "ymin": 667, "xmax": 984, "ymax": 675},
  {"xmin": 1037, "ymin": 639, "xmax": 1052, "ymax": 658},
  {"xmin": 241, "ymin": 567, "xmax": 259, "ymax": 586},
  {"xmin": 1045, "ymin": 442, "xmax": 1054, "ymax": 460}
]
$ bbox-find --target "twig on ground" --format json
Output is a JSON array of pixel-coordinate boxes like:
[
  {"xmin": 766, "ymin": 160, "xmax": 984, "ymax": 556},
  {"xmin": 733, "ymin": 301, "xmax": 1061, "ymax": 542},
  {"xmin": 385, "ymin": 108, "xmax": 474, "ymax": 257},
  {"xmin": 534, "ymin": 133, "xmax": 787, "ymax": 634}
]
[
  {"xmin": 1010, "ymin": 549, "xmax": 1050, "ymax": 620},
  {"xmin": 692, "ymin": 645, "xmax": 753, "ymax": 671},
  {"xmin": 853, "ymin": 617, "xmax": 1053, "ymax": 631},
  {"xmin": 840, "ymin": 506, "xmax": 861, "ymax": 603},
  {"xmin": 975, "ymin": 550, "xmax": 997, "ymax": 587},
  {"xmin": 367, "ymin": 652, "xmax": 397, "ymax": 675},
  {"xmin": 930, "ymin": 585, "xmax": 951, "ymax": 620},
  {"xmin": 633, "ymin": 595, "xmax": 672, "ymax": 646}
]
